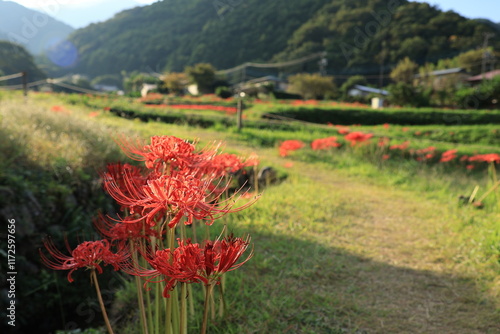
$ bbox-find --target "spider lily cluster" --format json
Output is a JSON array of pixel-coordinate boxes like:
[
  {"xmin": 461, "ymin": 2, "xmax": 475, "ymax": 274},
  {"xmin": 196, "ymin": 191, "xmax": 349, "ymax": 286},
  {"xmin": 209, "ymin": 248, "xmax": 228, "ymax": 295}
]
[{"xmin": 40, "ymin": 135, "xmax": 260, "ymax": 334}]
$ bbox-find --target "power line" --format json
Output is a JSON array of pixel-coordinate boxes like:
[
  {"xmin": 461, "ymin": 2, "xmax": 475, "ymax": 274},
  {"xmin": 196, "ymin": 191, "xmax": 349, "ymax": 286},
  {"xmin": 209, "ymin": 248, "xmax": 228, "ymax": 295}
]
[{"xmin": 217, "ymin": 52, "xmax": 327, "ymax": 75}]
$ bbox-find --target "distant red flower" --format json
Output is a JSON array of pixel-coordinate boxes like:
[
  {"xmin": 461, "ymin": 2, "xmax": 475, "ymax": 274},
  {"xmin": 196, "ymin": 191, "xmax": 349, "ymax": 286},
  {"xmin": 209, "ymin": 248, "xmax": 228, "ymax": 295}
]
[
  {"xmin": 284, "ymin": 162, "xmax": 294, "ymax": 168},
  {"xmin": 279, "ymin": 140, "xmax": 305, "ymax": 157},
  {"xmin": 468, "ymin": 153, "xmax": 500, "ymax": 163},
  {"xmin": 389, "ymin": 141, "xmax": 410, "ymax": 150},
  {"xmin": 378, "ymin": 137, "xmax": 390, "ymax": 147},
  {"xmin": 344, "ymin": 132, "xmax": 373, "ymax": 146},
  {"xmin": 466, "ymin": 164, "xmax": 475, "ymax": 170},
  {"xmin": 440, "ymin": 149, "xmax": 458, "ymax": 162},
  {"xmin": 382, "ymin": 154, "xmax": 390, "ymax": 160},
  {"xmin": 311, "ymin": 137, "xmax": 341, "ymax": 150},
  {"xmin": 208, "ymin": 153, "xmax": 244, "ymax": 177},
  {"xmin": 335, "ymin": 125, "xmax": 350, "ymax": 135},
  {"xmin": 40, "ymin": 239, "xmax": 128, "ymax": 282},
  {"xmin": 382, "ymin": 123, "xmax": 390, "ymax": 129},
  {"xmin": 50, "ymin": 105, "xmax": 71, "ymax": 114},
  {"xmin": 244, "ymin": 152, "xmax": 260, "ymax": 167},
  {"xmin": 88, "ymin": 111, "xmax": 99, "ymax": 117},
  {"xmin": 402, "ymin": 127, "xmax": 409, "ymax": 132}
]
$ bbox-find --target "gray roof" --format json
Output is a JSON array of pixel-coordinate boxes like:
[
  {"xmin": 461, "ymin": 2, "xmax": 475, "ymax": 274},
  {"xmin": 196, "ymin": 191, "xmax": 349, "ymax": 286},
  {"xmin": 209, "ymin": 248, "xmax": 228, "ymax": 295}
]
[
  {"xmin": 414, "ymin": 67, "xmax": 465, "ymax": 78},
  {"xmin": 352, "ymin": 85, "xmax": 389, "ymax": 95}
]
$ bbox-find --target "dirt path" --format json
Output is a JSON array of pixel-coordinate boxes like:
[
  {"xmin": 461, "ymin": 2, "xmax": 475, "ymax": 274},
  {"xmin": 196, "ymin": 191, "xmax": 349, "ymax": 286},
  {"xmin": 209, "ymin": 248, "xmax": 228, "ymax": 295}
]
[{"xmin": 297, "ymin": 162, "xmax": 500, "ymax": 334}]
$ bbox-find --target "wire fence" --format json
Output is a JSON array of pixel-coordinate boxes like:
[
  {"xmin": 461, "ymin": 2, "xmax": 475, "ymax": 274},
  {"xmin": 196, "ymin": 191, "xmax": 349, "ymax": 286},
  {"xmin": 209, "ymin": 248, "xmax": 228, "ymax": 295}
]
[{"xmin": 0, "ymin": 72, "xmax": 104, "ymax": 95}]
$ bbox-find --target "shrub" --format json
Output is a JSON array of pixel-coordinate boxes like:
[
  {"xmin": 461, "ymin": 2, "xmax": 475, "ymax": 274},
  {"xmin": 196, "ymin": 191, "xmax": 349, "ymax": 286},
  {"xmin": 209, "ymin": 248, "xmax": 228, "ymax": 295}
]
[
  {"xmin": 287, "ymin": 73, "xmax": 337, "ymax": 100},
  {"xmin": 215, "ymin": 86, "xmax": 233, "ymax": 99}
]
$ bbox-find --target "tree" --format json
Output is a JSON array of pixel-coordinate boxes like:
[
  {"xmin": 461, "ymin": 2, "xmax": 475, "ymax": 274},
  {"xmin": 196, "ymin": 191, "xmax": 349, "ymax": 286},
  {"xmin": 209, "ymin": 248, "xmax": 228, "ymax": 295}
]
[
  {"xmin": 185, "ymin": 63, "xmax": 216, "ymax": 94},
  {"xmin": 339, "ymin": 75, "xmax": 368, "ymax": 100},
  {"xmin": 162, "ymin": 72, "xmax": 188, "ymax": 95},
  {"xmin": 390, "ymin": 57, "xmax": 418, "ymax": 85},
  {"xmin": 287, "ymin": 73, "xmax": 337, "ymax": 100}
]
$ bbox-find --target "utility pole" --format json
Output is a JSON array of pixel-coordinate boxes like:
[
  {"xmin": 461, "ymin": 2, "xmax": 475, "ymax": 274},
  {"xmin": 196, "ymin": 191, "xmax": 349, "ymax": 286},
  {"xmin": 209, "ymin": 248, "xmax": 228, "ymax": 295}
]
[
  {"xmin": 318, "ymin": 52, "xmax": 328, "ymax": 76},
  {"xmin": 481, "ymin": 32, "xmax": 495, "ymax": 79}
]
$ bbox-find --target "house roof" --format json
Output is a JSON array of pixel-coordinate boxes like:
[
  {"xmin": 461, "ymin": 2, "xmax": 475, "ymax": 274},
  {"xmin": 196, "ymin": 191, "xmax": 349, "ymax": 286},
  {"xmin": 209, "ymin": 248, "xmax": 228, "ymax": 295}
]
[
  {"xmin": 414, "ymin": 67, "xmax": 465, "ymax": 78},
  {"xmin": 467, "ymin": 69, "xmax": 500, "ymax": 82},
  {"xmin": 352, "ymin": 85, "xmax": 389, "ymax": 96}
]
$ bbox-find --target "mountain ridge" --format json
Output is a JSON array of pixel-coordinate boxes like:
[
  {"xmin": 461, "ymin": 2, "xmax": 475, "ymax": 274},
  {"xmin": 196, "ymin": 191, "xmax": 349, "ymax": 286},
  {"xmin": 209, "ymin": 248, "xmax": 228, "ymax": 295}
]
[
  {"xmin": 0, "ymin": 0, "xmax": 74, "ymax": 55},
  {"xmin": 15, "ymin": 0, "xmax": 500, "ymax": 81}
]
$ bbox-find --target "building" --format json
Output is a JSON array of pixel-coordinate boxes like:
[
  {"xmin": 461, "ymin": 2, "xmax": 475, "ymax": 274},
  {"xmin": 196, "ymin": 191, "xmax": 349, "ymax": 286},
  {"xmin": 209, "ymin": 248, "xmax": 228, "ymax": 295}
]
[
  {"xmin": 466, "ymin": 69, "xmax": 500, "ymax": 85},
  {"xmin": 414, "ymin": 68, "xmax": 470, "ymax": 90}
]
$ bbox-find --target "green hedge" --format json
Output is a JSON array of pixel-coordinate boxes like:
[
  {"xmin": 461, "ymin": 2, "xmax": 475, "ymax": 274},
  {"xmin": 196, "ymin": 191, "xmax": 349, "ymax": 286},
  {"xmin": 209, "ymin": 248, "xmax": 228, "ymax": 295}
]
[{"xmin": 264, "ymin": 107, "xmax": 500, "ymax": 126}]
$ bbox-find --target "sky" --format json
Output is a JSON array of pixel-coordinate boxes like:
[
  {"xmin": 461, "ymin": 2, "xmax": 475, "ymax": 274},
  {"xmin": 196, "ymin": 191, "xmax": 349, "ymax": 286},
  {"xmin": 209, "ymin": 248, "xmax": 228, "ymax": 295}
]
[
  {"xmin": 412, "ymin": 0, "xmax": 500, "ymax": 23},
  {"xmin": 5, "ymin": 0, "xmax": 500, "ymax": 28}
]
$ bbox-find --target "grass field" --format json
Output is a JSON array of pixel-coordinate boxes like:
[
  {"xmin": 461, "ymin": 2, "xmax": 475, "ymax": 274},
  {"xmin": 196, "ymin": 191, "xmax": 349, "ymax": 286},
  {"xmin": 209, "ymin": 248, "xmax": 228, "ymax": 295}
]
[{"xmin": 1, "ymin": 91, "xmax": 499, "ymax": 333}]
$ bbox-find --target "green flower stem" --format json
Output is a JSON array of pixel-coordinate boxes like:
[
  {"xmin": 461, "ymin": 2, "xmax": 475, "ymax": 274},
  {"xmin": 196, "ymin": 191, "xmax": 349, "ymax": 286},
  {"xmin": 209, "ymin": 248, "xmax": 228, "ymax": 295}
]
[
  {"xmin": 180, "ymin": 283, "xmax": 187, "ymax": 334},
  {"xmin": 201, "ymin": 284, "xmax": 214, "ymax": 334},
  {"xmin": 90, "ymin": 269, "xmax": 114, "ymax": 334},
  {"xmin": 130, "ymin": 242, "xmax": 149, "ymax": 334}
]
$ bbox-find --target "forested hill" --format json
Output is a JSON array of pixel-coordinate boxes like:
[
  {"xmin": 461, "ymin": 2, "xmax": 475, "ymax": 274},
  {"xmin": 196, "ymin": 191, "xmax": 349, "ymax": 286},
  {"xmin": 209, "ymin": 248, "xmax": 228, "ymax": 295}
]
[
  {"xmin": 0, "ymin": 41, "xmax": 46, "ymax": 83},
  {"xmin": 64, "ymin": 0, "xmax": 500, "ymax": 78}
]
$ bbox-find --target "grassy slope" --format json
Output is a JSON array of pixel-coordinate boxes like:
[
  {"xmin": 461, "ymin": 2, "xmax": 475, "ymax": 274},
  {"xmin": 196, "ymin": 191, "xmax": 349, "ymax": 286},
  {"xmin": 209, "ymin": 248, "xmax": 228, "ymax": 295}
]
[{"xmin": 3, "ymin": 92, "xmax": 500, "ymax": 333}]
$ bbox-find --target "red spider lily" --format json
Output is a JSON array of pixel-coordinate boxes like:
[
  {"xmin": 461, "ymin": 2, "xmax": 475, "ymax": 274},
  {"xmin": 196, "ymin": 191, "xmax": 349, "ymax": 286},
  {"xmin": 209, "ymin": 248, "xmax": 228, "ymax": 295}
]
[
  {"xmin": 132, "ymin": 235, "xmax": 252, "ymax": 297},
  {"xmin": 40, "ymin": 239, "xmax": 128, "ymax": 282},
  {"xmin": 402, "ymin": 127, "xmax": 409, "ymax": 132},
  {"xmin": 382, "ymin": 154, "xmax": 390, "ymax": 160},
  {"xmin": 440, "ymin": 149, "xmax": 458, "ymax": 163},
  {"xmin": 389, "ymin": 141, "xmax": 410, "ymax": 150},
  {"xmin": 207, "ymin": 153, "xmax": 244, "ymax": 177},
  {"xmin": 279, "ymin": 140, "xmax": 305, "ymax": 157},
  {"xmin": 382, "ymin": 123, "xmax": 390, "ymax": 129},
  {"xmin": 104, "ymin": 170, "xmax": 255, "ymax": 228},
  {"xmin": 116, "ymin": 135, "xmax": 206, "ymax": 172},
  {"xmin": 468, "ymin": 153, "xmax": 500, "ymax": 163},
  {"xmin": 101, "ymin": 163, "xmax": 150, "ymax": 213},
  {"xmin": 344, "ymin": 132, "xmax": 373, "ymax": 146},
  {"xmin": 466, "ymin": 164, "xmax": 475, "ymax": 170},
  {"xmin": 335, "ymin": 125, "xmax": 350, "ymax": 135},
  {"xmin": 460, "ymin": 155, "xmax": 469, "ymax": 162},
  {"xmin": 311, "ymin": 137, "xmax": 341, "ymax": 150},
  {"xmin": 244, "ymin": 152, "xmax": 260, "ymax": 167},
  {"xmin": 93, "ymin": 214, "xmax": 159, "ymax": 242},
  {"xmin": 416, "ymin": 146, "xmax": 436, "ymax": 154}
]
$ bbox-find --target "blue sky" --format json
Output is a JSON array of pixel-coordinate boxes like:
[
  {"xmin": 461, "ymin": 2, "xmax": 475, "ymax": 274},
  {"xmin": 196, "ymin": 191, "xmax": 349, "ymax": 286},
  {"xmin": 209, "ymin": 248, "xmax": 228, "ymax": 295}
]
[{"xmin": 412, "ymin": 0, "xmax": 500, "ymax": 22}]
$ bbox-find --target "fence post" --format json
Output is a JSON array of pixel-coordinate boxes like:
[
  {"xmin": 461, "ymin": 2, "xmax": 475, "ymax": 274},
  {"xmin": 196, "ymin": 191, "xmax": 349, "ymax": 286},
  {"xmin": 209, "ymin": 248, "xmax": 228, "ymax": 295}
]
[
  {"xmin": 22, "ymin": 71, "xmax": 27, "ymax": 97},
  {"xmin": 237, "ymin": 92, "xmax": 245, "ymax": 131}
]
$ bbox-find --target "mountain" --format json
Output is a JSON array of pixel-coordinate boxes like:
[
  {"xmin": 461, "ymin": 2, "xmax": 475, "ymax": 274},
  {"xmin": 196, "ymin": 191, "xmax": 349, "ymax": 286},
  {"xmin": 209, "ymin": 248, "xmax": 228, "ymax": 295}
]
[
  {"xmin": 274, "ymin": 1, "xmax": 500, "ymax": 73},
  {"xmin": 65, "ymin": 0, "xmax": 329, "ymax": 78},
  {"xmin": 0, "ymin": 1, "xmax": 74, "ymax": 55},
  {"xmin": 61, "ymin": 0, "xmax": 500, "ymax": 79},
  {"xmin": 0, "ymin": 41, "xmax": 46, "ymax": 83}
]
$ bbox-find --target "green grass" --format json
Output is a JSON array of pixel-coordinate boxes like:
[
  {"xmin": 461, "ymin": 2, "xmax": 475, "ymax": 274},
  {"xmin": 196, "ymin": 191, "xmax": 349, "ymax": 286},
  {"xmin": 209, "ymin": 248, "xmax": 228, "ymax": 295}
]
[{"xmin": 3, "ymin": 92, "xmax": 500, "ymax": 333}]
